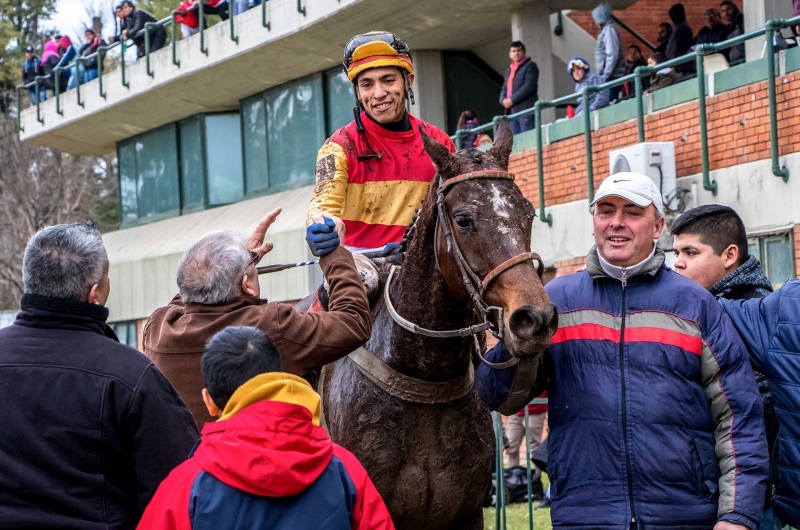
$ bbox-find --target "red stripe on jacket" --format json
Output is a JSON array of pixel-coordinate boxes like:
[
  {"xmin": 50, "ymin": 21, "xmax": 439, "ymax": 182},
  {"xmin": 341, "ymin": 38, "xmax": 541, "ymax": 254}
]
[{"xmin": 552, "ymin": 323, "xmax": 702, "ymax": 356}]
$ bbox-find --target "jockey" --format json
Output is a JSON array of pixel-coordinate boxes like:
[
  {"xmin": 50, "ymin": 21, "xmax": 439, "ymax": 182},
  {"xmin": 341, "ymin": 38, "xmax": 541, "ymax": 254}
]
[{"xmin": 306, "ymin": 31, "xmax": 456, "ymax": 253}]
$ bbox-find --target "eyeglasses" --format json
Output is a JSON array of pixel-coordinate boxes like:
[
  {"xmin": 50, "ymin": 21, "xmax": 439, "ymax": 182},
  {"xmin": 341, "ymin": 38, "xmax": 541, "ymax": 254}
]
[{"xmin": 343, "ymin": 32, "xmax": 410, "ymax": 68}]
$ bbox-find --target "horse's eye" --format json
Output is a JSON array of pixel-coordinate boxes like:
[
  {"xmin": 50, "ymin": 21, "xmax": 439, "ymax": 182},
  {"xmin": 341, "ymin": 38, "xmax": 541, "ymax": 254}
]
[{"xmin": 455, "ymin": 215, "xmax": 472, "ymax": 228}]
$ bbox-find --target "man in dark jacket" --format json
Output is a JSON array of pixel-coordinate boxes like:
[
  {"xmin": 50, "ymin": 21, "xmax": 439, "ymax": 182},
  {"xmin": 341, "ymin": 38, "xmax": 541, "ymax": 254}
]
[
  {"xmin": 0, "ymin": 222, "xmax": 199, "ymax": 529},
  {"xmin": 21, "ymin": 45, "xmax": 45, "ymax": 103},
  {"xmin": 500, "ymin": 41, "xmax": 539, "ymax": 135},
  {"xmin": 143, "ymin": 208, "xmax": 372, "ymax": 430},
  {"xmin": 695, "ymin": 9, "xmax": 730, "ymax": 47},
  {"xmin": 721, "ymin": 282, "xmax": 800, "ymax": 529},
  {"xmin": 666, "ymin": 3, "xmax": 696, "ymax": 75},
  {"xmin": 592, "ymin": 2, "xmax": 625, "ymax": 101},
  {"xmin": 671, "ymin": 205, "xmax": 777, "ymax": 529},
  {"xmin": 121, "ymin": 0, "xmax": 166, "ymax": 59},
  {"xmin": 477, "ymin": 174, "xmax": 769, "ymax": 530}
]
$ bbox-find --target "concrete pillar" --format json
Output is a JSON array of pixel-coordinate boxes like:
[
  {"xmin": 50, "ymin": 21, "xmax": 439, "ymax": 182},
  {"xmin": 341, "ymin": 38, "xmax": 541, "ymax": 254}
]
[
  {"xmin": 744, "ymin": 0, "xmax": 792, "ymax": 62},
  {"xmin": 512, "ymin": 3, "xmax": 555, "ymax": 123},
  {"xmin": 408, "ymin": 50, "xmax": 447, "ymax": 131}
]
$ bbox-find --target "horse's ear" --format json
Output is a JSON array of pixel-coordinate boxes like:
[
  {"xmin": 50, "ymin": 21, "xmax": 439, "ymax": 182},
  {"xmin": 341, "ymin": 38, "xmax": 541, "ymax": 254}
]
[
  {"xmin": 487, "ymin": 117, "xmax": 513, "ymax": 170},
  {"xmin": 420, "ymin": 127, "xmax": 460, "ymax": 178}
]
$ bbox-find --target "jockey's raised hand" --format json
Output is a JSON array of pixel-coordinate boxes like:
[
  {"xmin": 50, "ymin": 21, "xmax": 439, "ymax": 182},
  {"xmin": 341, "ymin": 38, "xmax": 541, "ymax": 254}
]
[{"xmin": 306, "ymin": 213, "xmax": 344, "ymax": 257}]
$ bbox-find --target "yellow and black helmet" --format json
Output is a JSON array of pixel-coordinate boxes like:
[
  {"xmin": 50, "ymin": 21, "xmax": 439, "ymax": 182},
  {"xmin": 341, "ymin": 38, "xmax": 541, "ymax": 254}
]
[{"xmin": 343, "ymin": 31, "xmax": 413, "ymax": 82}]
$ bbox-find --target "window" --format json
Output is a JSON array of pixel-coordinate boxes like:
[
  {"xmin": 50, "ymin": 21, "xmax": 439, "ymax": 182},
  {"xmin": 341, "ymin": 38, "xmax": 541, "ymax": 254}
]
[
  {"xmin": 748, "ymin": 231, "xmax": 795, "ymax": 289},
  {"xmin": 242, "ymin": 94, "xmax": 269, "ymax": 195},
  {"xmin": 118, "ymin": 143, "xmax": 138, "ymax": 224},
  {"xmin": 443, "ymin": 52, "xmax": 504, "ymax": 135},
  {"xmin": 110, "ymin": 320, "xmax": 138, "ymax": 349},
  {"xmin": 118, "ymin": 124, "xmax": 180, "ymax": 226},
  {"xmin": 205, "ymin": 113, "xmax": 244, "ymax": 206},
  {"xmin": 266, "ymin": 74, "xmax": 325, "ymax": 191},
  {"xmin": 324, "ymin": 67, "xmax": 354, "ymax": 136},
  {"xmin": 179, "ymin": 116, "xmax": 205, "ymax": 213}
]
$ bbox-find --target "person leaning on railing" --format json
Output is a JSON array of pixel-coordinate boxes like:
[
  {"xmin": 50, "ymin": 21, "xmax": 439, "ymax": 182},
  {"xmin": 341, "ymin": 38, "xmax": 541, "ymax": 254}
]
[
  {"xmin": 566, "ymin": 56, "xmax": 609, "ymax": 116},
  {"xmin": 77, "ymin": 29, "xmax": 106, "ymax": 85},
  {"xmin": 120, "ymin": 0, "xmax": 167, "ymax": 59}
]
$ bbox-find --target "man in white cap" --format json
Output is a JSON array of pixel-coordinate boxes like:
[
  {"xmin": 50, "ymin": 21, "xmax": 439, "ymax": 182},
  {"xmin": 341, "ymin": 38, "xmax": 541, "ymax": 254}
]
[{"xmin": 477, "ymin": 173, "xmax": 769, "ymax": 530}]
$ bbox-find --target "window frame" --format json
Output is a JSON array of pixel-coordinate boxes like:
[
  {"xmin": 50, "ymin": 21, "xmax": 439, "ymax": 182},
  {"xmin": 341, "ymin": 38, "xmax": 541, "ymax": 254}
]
[
  {"xmin": 240, "ymin": 92, "xmax": 270, "ymax": 199},
  {"xmin": 747, "ymin": 229, "xmax": 796, "ymax": 289}
]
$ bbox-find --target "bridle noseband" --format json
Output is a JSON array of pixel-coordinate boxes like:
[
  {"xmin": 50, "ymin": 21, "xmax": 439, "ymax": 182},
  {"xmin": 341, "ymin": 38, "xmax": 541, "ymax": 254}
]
[{"xmin": 384, "ymin": 169, "xmax": 544, "ymax": 370}]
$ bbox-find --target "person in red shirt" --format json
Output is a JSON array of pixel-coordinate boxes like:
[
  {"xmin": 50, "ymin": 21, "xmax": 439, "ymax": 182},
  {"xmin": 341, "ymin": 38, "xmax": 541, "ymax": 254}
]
[{"xmin": 307, "ymin": 32, "xmax": 455, "ymax": 252}]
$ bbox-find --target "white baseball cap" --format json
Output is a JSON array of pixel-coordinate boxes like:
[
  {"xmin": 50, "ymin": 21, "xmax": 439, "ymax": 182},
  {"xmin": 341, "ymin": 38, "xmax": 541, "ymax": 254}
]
[{"xmin": 590, "ymin": 172, "xmax": 664, "ymax": 214}]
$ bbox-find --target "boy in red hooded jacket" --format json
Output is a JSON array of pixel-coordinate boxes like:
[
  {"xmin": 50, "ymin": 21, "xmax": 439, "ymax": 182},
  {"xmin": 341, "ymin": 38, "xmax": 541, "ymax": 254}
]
[{"xmin": 137, "ymin": 326, "xmax": 394, "ymax": 530}]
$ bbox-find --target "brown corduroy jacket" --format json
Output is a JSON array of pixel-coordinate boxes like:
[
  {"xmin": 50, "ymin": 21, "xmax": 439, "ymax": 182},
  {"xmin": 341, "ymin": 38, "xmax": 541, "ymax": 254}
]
[{"xmin": 143, "ymin": 246, "xmax": 372, "ymax": 429}]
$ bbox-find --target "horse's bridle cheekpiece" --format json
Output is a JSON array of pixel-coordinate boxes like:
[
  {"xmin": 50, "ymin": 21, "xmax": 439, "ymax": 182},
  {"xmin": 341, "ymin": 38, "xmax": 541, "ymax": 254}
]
[{"xmin": 384, "ymin": 169, "xmax": 544, "ymax": 370}]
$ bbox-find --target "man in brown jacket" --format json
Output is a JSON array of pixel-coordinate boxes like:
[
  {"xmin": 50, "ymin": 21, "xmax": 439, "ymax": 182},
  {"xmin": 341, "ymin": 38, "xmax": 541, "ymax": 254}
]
[{"xmin": 144, "ymin": 208, "xmax": 372, "ymax": 428}]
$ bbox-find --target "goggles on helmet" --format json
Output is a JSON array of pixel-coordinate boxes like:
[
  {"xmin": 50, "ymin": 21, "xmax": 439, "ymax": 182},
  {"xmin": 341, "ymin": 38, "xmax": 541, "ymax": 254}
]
[{"xmin": 343, "ymin": 31, "xmax": 413, "ymax": 82}]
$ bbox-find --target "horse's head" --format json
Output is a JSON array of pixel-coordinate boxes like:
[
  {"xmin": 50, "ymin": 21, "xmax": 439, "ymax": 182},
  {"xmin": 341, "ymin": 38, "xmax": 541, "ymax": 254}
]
[{"xmin": 420, "ymin": 118, "xmax": 557, "ymax": 358}]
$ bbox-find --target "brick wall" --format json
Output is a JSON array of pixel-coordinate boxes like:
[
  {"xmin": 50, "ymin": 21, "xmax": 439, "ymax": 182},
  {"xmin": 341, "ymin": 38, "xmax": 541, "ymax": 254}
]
[
  {"xmin": 509, "ymin": 71, "xmax": 800, "ymax": 211},
  {"xmin": 568, "ymin": 0, "xmax": 743, "ymax": 60},
  {"xmin": 554, "ymin": 257, "xmax": 588, "ymax": 277},
  {"xmin": 795, "ymin": 225, "xmax": 800, "ymax": 278}
]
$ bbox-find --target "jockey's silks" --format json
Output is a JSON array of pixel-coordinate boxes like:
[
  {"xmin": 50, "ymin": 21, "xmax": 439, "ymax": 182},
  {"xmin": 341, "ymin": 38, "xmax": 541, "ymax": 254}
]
[{"xmin": 307, "ymin": 111, "xmax": 455, "ymax": 249}]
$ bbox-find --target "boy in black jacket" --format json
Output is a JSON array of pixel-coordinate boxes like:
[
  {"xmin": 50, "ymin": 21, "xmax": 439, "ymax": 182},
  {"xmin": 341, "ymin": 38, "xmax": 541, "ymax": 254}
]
[{"xmin": 21, "ymin": 45, "xmax": 45, "ymax": 103}]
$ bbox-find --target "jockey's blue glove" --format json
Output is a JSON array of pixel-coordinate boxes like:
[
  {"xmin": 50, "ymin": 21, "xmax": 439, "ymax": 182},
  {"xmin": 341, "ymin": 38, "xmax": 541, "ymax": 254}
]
[
  {"xmin": 306, "ymin": 218, "xmax": 340, "ymax": 257},
  {"xmin": 381, "ymin": 242, "xmax": 402, "ymax": 255}
]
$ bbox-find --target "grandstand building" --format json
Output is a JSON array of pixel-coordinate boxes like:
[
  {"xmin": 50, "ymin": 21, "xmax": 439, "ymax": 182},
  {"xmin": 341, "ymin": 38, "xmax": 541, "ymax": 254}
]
[{"xmin": 16, "ymin": 0, "xmax": 793, "ymax": 347}]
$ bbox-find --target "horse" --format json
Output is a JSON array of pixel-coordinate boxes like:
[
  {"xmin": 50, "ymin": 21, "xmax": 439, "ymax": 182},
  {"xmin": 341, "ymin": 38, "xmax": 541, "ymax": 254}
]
[{"xmin": 320, "ymin": 118, "xmax": 558, "ymax": 529}]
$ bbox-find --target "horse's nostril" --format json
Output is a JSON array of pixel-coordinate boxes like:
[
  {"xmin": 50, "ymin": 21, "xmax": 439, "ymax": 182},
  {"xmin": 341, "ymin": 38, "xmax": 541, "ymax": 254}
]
[{"xmin": 509, "ymin": 306, "xmax": 543, "ymax": 340}]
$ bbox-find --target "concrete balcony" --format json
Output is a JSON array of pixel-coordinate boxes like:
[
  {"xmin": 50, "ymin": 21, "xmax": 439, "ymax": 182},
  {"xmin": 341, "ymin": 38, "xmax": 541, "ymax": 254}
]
[{"xmin": 19, "ymin": 0, "xmax": 635, "ymax": 156}]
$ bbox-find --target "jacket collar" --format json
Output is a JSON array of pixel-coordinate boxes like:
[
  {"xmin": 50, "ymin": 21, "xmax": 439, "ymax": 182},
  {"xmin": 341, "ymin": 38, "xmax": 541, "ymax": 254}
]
[
  {"xmin": 586, "ymin": 244, "xmax": 665, "ymax": 281},
  {"xmin": 219, "ymin": 372, "xmax": 321, "ymax": 426},
  {"xmin": 182, "ymin": 294, "xmax": 267, "ymax": 315},
  {"xmin": 18, "ymin": 293, "xmax": 114, "ymax": 337},
  {"xmin": 710, "ymin": 254, "xmax": 774, "ymax": 299}
]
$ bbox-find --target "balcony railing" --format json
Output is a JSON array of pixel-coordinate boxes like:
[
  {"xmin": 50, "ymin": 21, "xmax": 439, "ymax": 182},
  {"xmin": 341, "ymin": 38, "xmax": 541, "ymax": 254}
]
[
  {"xmin": 452, "ymin": 16, "xmax": 800, "ymax": 227},
  {"xmin": 15, "ymin": 0, "xmax": 276, "ymax": 130}
]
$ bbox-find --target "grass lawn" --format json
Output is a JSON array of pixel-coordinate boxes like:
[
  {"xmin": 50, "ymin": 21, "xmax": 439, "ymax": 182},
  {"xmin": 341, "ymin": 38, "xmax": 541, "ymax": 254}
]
[{"xmin": 483, "ymin": 473, "xmax": 552, "ymax": 530}]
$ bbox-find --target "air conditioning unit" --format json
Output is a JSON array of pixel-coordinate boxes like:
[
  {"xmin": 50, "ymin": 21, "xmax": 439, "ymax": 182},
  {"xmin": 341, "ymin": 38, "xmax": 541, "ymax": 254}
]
[{"xmin": 608, "ymin": 142, "xmax": 676, "ymax": 204}]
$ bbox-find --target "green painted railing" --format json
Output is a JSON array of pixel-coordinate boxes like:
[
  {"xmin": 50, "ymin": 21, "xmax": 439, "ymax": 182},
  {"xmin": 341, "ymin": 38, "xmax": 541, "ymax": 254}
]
[
  {"xmin": 14, "ymin": 0, "xmax": 277, "ymax": 126},
  {"xmin": 451, "ymin": 15, "xmax": 800, "ymax": 225},
  {"xmin": 491, "ymin": 396, "xmax": 549, "ymax": 529}
]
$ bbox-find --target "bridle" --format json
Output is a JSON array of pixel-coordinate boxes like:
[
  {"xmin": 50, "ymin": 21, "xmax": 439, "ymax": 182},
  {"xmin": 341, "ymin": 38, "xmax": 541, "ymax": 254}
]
[{"xmin": 384, "ymin": 169, "xmax": 544, "ymax": 369}]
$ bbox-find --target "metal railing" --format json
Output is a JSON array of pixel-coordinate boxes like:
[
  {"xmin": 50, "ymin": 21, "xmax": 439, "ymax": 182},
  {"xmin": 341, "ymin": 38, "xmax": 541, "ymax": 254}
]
[
  {"xmin": 453, "ymin": 15, "xmax": 800, "ymax": 227},
  {"xmin": 491, "ymin": 397, "xmax": 549, "ymax": 530},
  {"xmin": 15, "ymin": 0, "xmax": 276, "ymax": 132}
]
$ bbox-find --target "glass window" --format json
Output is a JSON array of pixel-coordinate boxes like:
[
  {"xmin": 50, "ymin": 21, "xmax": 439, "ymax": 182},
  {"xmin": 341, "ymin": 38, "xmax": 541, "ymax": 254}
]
[
  {"xmin": 110, "ymin": 320, "xmax": 138, "ymax": 349},
  {"xmin": 748, "ymin": 232, "xmax": 795, "ymax": 289},
  {"xmin": 118, "ymin": 142, "xmax": 138, "ymax": 225},
  {"xmin": 242, "ymin": 94, "xmax": 269, "ymax": 194},
  {"xmin": 324, "ymin": 67, "xmax": 354, "ymax": 136},
  {"xmin": 179, "ymin": 116, "xmax": 205, "ymax": 212},
  {"xmin": 204, "ymin": 114, "xmax": 244, "ymax": 206},
  {"xmin": 266, "ymin": 74, "xmax": 325, "ymax": 191},
  {"xmin": 135, "ymin": 124, "xmax": 180, "ymax": 221}
]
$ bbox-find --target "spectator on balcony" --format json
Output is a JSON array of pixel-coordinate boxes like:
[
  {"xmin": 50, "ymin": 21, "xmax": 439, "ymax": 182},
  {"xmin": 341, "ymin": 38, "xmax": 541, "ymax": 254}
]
[
  {"xmin": 621, "ymin": 44, "xmax": 649, "ymax": 97},
  {"xmin": 500, "ymin": 40, "xmax": 539, "ymax": 135},
  {"xmin": 656, "ymin": 22, "xmax": 672, "ymax": 54},
  {"xmin": 22, "ymin": 45, "xmax": 46, "ymax": 104},
  {"xmin": 40, "ymin": 40, "xmax": 62, "ymax": 94},
  {"xmin": 56, "ymin": 35, "xmax": 78, "ymax": 90},
  {"xmin": 77, "ymin": 29, "xmax": 106, "ymax": 85},
  {"xmin": 721, "ymin": 1, "xmax": 745, "ymax": 64},
  {"xmin": 645, "ymin": 51, "xmax": 679, "ymax": 92},
  {"xmin": 567, "ymin": 56, "xmax": 609, "ymax": 116},
  {"xmin": 695, "ymin": 9, "xmax": 729, "ymax": 48},
  {"xmin": 176, "ymin": 0, "xmax": 228, "ymax": 38},
  {"xmin": 592, "ymin": 2, "xmax": 625, "ymax": 101},
  {"xmin": 455, "ymin": 110, "xmax": 491, "ymax": 149},
  {"xmin": 108, "ymin": 3, "xmax": 127, "ymax": 44},
  {"xmin": 666, "ymin": 3, "xmax": 696, "ymax": 75},
  {"xmin": 121, "ymin": 0, "xmax": 167, "ymax": 59}
]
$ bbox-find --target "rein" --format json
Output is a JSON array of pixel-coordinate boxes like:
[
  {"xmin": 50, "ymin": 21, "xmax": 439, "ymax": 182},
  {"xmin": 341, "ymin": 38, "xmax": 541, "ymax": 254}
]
[{"xmin": 384, "ymin": 169, "xmax": 544, "ymax": 370}]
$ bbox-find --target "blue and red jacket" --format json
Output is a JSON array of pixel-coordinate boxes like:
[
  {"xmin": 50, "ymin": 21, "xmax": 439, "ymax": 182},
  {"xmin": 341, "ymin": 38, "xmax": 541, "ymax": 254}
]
[
  {"xmin": 137, "ymin": 373, "xmax": 394, "ymax": 530},
  {"xmin": 478, "ymin": 246, "xmax": 769, "ymax": 530}
]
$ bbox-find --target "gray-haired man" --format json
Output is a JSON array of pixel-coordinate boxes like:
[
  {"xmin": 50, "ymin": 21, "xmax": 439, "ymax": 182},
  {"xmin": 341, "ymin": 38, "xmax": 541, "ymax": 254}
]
[
  {"xmin": 143, "ymin": 209, "xmax": 372, "ymax": 429},
  {"xmin": 0, "ymin": 222, "xmax": 199, "ymax": 529}
]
